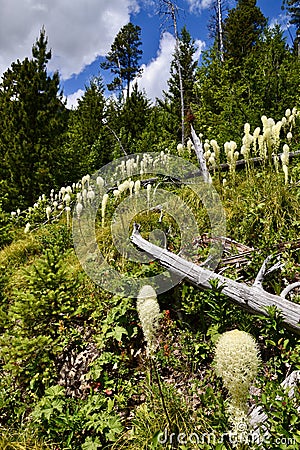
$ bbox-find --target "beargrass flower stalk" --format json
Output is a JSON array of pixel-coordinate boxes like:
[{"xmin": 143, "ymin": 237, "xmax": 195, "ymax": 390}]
[
  {"xmin": 273, "ymin": 154, "xmax": 279, "ymax": 173},
  {"xmin": 101, "ymin": 193, "xmax": 109, "ymax": 227},
  {"xmin": 96, "ymin": 176, "xmax": 104, "ymax": 191},
  {"xmin": 136, "ymin": 285, "xmax": 160, "ymax": 356},
  {"xmin": 186, "ymin": 138, "xmax": 194, "ymax": 157},
  {"xmin": 45, "ymin": 206, "xmax": 51, "ymax": 221},
  {"xmin": 147, "ymin": 184, "xmax": 152, "ymax": 212},
  {"xmin": 177, "ymin": 143, "xmax": 184, "ymax": 155},
  {"xmin": 24, "ymin": 223, "xmax": 31, "ymax": 233},
  {"xmin": 281, "ymin": 143, "xmax": 290, "ymax": 184},
  {"xmin": 137, "ymin": 285, "xmax": 172, "ymax": 430},
  {"xmin": 210, "ymin": 139, "xmax": 220, "ymax": 164},
  {"xmin": 129, "ymin": 180, "xmax": 134, "ymax": 197},
  {"xmin": 113, "ymin": 189, "xmax": 120, "ymax": 199},
  {"xmin": 87, "ymin": 188, "xmax": 95, "ymax": 203},
  {"xmin": 134, "ymin": 180, "xmax": 141, "ymax": 196},
  {"xmin": 65, "ymin": 206, "xmax": 71, "ymax": 228},
  {"xmin": 76, "ymin": 202, "xmax": 83, "ymax": 219},
  {"xmin": 64, "ymin": 193, "xmax": 71, "ymax": 205},
  {"xmin": 241, "ymin": 123, "xmax": 253, "ymax": 168},
  {"xmin": 214, "ymin": 330, "xmax": 260, "ymax": 444}
]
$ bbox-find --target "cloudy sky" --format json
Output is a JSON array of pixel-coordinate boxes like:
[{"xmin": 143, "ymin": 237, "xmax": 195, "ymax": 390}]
[{"xmin": 0, "ymin": 0, "xmax": 291, "ymax": 108}]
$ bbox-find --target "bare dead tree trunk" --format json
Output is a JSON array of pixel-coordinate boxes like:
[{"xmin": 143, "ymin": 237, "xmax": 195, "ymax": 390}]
[
  {"xmin": 217, "ymin": 0, "xmax": 224, "ymax": 62},
  {"xmin": 131, "ymin": 224, "xmax": 300, "ymax": 335},
  {"xmin": 159, "ymin": 0, "xmax": 185, "ymax": 146}
]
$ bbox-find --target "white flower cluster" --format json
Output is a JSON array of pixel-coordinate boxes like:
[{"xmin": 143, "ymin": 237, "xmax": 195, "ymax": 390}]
[
  {"xmin": 136, "ymin": 285, "xmax": 161, "ymax": 356},
  {"xmin": 214, "ymin": 329, "xmax": 260, "ymax": 443}
]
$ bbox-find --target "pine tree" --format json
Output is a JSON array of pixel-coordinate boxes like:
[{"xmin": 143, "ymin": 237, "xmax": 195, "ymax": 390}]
[
  {"xmin": 163, "ymin": 26, "xmax": 198, "ymax": 142},
  {"xmin": 223, "ymin": 0, "xmax": 267, "ymax": 65},
  {"xmin": 117, "ymin": 83, "xmax": 152, "ymax": 154},
  {"xmin": 63, "ymin": 77, "xmax": 111, "ymax": 178},
  {"xmin": 100, "ymin": 22, "xmax": 143, "ymax": 98},
  {"xmin": 0, "ymin": 28, "xmax": 68, "ymax": 210}
]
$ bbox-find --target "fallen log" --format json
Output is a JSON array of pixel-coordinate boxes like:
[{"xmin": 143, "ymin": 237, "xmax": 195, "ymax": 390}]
[{"xmin": 130, "ymin": 224, "xmax": 300, "ymax": 334}]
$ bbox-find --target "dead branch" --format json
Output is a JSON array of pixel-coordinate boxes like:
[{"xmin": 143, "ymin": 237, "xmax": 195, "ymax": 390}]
[
  {"xmin": 191, "ymin": 125, "xmax": 212, "ymax": 183},
  {"xmin": 130, "ymin": 224, "xmax": 300, "ymax": 334},
  {"xmin": 249, "ymin": 370, "xmax": 300, "ymax": 437},
  {"xmin": 280, "ymin": 282, "xmax": 300, "ymax": 299}
]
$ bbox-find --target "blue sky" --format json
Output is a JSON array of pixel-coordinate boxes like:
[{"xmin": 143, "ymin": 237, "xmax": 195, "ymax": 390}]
[{"xmin": 0, "ymin": 1, "xmax": 293, "ymax": 108}]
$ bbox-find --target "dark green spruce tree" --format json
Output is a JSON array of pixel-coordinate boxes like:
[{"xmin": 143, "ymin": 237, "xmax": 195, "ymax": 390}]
[
  {"xmin": 100, "ymin": 22, "xmax": 143, "ymax": 98},
  {"xmin": 223, "ymin": 0, "xmax": 267, "ymax": 65},
  {"xmin": 63, "ymin": 77, "xmax": 111, "ymax": 179},
  {"xmin": 0, "ymin": 28, "xmax": 68, "ymax": 210},
  {"xmin": 116, "ymin": 83, "xmax": 152, "ymax": 155}
]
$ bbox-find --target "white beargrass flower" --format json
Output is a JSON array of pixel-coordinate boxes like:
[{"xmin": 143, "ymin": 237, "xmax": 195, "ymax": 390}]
[
  {"xmin": 64, "ymin": 193, "xmax": 71, "ymax": 205},
  {"xmin": 137, "ymin": 285, "xmax": 161, "ymax": 356},
  {"xmin": 281, "ymin": 144, "xmax": 289, "ymax": 167},
  {"xmin": 24, "ymin": 222, "xmax": 31, "ymax": 233},
  {"xmin": 287, "ymin": 132, "xmax": 293, "ymax": 142},
  {"xmin": 76, "ymin": 202, "xmax": 83, "ymax": 219},
  {"xmin": 96, "ymin": 176, "xmax": 104, "ymax": 190},
  {"xmin": 214, "ymin": 330, "xmax": 259, "ymax": 401},
  {"xmin": 87, "ymin": 188, "xmax": 95, "ymax": 202},
  {"xmin": 177, "ymin": 143, "xmax": 184, "ymax": 154},
  {"xmin": 214, "ymin": 329, "xmax": 260, "ymax": 443},
  {"xmin": 45, "ymin": 206, "xmax": 51, "ymax": 220},
  {"xmin": 134, "ymin": 180, "xmax": 141, "ymax": 196},
  {"xmin": 129, "ymin": 180, "xmax": 134, "ymax": 197}
]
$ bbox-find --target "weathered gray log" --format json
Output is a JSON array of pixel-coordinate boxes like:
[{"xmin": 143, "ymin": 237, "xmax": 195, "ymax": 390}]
[{"xmin": 131, "ymin": 224, "xmax": 300, "ymax": 334}]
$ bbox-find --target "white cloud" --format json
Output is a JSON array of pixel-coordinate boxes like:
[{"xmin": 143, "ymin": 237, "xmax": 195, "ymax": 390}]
[
  {"xmin": 136, "ymin": 33, "xmax": 205, "ymax": 102},
  {"xmin": 186, "ymin": 0, "xmax": 214, "ymax": 13},
  {"xmin": 0, "ymin": 0, "xmax": 139, "ymax": 80},
  {"xmin": 194, "ymin": 39, "xmax": 206, "ymax": 61},
  {"xmin": 65, "ymin": 89, "xmax": 85, "ymax": 109},
  {"xmin": 136, "ymin": 32, "xmax": 176, "ymax": 102},
  {"xmin": 269, "ymin": 13, "xmax": 291, "ymax": 32}
]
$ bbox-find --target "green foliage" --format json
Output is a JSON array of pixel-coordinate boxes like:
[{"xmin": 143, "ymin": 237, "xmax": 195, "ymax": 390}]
[
  {"xmin": 31, "ymin": 384, "xmax": 123, "ymax": 447},
  {"xmin": 223, "ymin": 0, "xmax": 267, "ymax": 65},
  {"xmin": 63, "ymin": 77, "xmax": 112, "ymax": 179},
  {"xmin": 0, "ymin": 246, "xmax": 83, "ymax": 394},
  {"xmin": 1, "ymin": 10, "xmax": 300, "ymax": 448},
  {"xmin": 162, "ymin": 26, "xmax": 198, "ymax": 142},
  {"xmin": 101, "ymin": 22, "xmax": 143, "ymax": 97},
  {"xmin": 194, "ymin": 27, "xmax": 300, "ymax": 143},
  {"xmin": 0, "ymin": 28, "xmax": 68, "ymax": 210}
]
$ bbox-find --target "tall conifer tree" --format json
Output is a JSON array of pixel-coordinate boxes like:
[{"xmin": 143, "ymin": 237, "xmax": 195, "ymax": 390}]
[
  {"xmin": 100, "ymin": 23, "xmax": 143, "ymax": 98},
  {"xmin": 223, "ymin": 0, "xmax": 267, "ymax": 65},
  {"xmin": 0, "ymin": 28, "xmax": 67, "ymax": 209}
]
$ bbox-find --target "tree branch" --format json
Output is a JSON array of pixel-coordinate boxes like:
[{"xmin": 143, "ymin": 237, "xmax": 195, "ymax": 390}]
[{"xmin": 130, "ymin": 224, "xmax": 300, "ymax": 334}]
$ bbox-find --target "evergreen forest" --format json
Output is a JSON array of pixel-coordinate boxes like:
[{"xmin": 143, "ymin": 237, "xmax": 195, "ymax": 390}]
[{"xmin": 0, "ymin": 0, "xmax": 300, "ymax": 448}]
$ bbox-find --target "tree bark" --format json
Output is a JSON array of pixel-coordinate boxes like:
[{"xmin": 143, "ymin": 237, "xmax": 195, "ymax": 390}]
[{"xmin": 131, "ymin": 224, "xmax": 300, "ymax": 334}]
